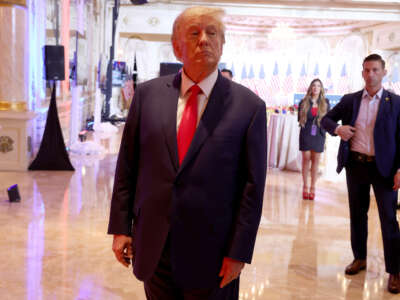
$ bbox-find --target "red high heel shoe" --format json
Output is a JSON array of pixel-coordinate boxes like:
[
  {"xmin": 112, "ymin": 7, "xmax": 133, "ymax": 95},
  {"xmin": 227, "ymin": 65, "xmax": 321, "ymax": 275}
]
[
  {"xmin": 309, "ymin": 188, "xmax": 315, "ymax": 200},
  {"xmin": 303, "ymin": 188, "xmax": 309, "ymax": 200}
]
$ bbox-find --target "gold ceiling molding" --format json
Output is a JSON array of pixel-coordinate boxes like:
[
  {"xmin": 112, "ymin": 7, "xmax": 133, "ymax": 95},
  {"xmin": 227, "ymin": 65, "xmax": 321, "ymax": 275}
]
[
  {"xmin": 120, "ymin": 32, "xmax": 171, "ymax": 42},
  {"xmin": 0, "ymin": 0, "xmax": 26, "ymax": 6},
  {"xmin": 0, "ymin": 101, "xmax": 27, "ymax": 112},
  {"xmin": 224, "ymin": 15, "xmax": 389, "ymax": 36},
  {"xmin": 46, "ymin": 29, "xmax": 86, "ymax": 39}
]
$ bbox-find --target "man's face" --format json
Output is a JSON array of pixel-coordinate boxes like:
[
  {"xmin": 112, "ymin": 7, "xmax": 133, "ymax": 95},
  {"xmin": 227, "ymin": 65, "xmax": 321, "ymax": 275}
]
[
  {"xmin": 362, "ymin": 60, "xmax": 386, "ymax": 89},
  {"xmin": 173, "ymin": 13, "xmax": 224, "ymax": 74}
]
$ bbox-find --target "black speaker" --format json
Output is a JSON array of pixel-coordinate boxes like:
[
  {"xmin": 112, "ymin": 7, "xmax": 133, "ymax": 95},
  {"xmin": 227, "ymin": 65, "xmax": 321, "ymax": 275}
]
[
  {"xmin": 160, "ymin": 63, "xmax": 183, "ymax": 76},
  {"xmin": 44, "ymin": 45, "xmax": 65, "ymax": 81},
  {"xmin": 7, "ymin": 184, "xmax": 21, "ymax": 203}
]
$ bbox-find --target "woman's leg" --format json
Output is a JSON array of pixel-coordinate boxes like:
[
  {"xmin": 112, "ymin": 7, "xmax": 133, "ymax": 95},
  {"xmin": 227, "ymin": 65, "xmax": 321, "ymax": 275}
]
[
  {"xmin": 310, "ymin": 151, "xmax": 321, "ymax": 199},
  {"xmin": 302, "ymin": 151, "xmax": 311, "ymax": 198}
]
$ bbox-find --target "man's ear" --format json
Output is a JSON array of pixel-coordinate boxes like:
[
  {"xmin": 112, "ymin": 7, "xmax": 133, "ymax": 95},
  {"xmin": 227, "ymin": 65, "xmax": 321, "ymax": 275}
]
[
  {"xmin": 172, "ymin": 40, "xmax": 182, "ymax": 62},
  {"xmin": 384, "ymin": 69, "xmax": 388, "ymax": 77}
]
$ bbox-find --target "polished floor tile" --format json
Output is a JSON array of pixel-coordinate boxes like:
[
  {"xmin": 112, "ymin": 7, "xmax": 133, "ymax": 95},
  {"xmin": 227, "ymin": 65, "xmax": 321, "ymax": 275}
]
[{"xmin": 0, "ymin": 131, "xmax": 398, "ymax": 299}]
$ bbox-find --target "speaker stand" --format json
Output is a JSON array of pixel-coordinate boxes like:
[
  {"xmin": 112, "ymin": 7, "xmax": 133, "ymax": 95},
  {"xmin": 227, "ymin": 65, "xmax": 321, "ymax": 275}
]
[{"xmin": 29, "ymin": 82, "xmax": 74, "ymax": 171}]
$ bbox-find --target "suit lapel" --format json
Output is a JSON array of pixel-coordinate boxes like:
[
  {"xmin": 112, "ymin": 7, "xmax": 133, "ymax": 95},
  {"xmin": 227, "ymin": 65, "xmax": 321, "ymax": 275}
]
[
  {"xmin": 178, "ymin": 73, "xmax": 230, "ymax": 175},
  {"xmin": 374, "ymin": 89, "xmax": 389, "ymax": 129},
  {"xmin": 162, "ymin": 74, "xmax": 181, "ymax": 172},
  {"xmin": 350, "ymin": 90, "xmax": 364, "ymax": 126}
]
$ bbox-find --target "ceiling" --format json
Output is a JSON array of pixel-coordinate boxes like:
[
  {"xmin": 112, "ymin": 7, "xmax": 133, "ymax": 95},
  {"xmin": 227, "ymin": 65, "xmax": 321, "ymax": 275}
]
[
  {"xmin": 131, "ymin": 0, "xmax": 400, "ymax": 11},
  {"xmin": 120, "ymin": 0, "xmax": 400, "ymax": 37}
]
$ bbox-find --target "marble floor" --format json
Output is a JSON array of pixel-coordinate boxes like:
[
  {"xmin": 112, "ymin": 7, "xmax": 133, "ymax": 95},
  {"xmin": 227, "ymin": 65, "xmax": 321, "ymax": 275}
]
[{"xmin": 0, "ymin": 130, "xmax": 399, "ymax": 300}]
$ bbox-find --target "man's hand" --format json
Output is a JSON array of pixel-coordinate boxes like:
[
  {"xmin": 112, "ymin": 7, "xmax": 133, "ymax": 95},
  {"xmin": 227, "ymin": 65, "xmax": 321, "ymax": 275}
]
[
  {"xmin": 393, "ymin": 172, "xmax": 400, "ymax": 190},
  {"xmin": 112, "ymin": 234, "xmax": 133, "ymax": 268},
  {"xmin": 219, "ymin": 257, "xmax": 245, "ymax": 288},
  {"xmin": 336, "ymin": 125, "xmax": 356, "ymax": 141}
]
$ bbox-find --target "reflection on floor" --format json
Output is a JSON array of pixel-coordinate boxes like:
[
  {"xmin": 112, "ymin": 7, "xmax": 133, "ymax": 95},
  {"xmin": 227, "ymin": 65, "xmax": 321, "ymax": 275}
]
[{"xmin": 0, "ymin": 130, "xmax": 398, "ymax": 300}]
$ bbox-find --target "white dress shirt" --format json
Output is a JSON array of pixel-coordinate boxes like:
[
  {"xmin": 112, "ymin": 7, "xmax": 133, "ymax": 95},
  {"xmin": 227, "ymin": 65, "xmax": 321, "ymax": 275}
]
[
  {"xmin": 176, "ymin": 68, "xmax": 218, "ymax": 130},
  {"xmin": 350, "ymin": 88, "xmax": 383, "ymax": 156}
]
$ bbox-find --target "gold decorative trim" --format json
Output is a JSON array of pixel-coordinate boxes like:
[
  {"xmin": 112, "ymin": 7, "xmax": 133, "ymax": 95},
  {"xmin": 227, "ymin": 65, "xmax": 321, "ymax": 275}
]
[
  {"xmin": 147, "ymin": 17, "xmax": 160, "ymax": 27},
  {"xmin": 0, "ymin": 136, "xmax": 14, "ymax": 153},
  {"xmin": 120, "ymin": 32, "xmax": 171, "ymax": 42},
  {"xmin": 11, "ymin": 101, "xmax": 27, "ymax": 112},
  {"xmin": 0, "ymin": 1, "xmax": 26, "ymax": 7},
  {"xmin": 0, "ymin": 101, "xmax": 11, "ymax": 111},
  {"xmin": 0, "ymin": 101, "xmax": 27, "ymax": 112}
]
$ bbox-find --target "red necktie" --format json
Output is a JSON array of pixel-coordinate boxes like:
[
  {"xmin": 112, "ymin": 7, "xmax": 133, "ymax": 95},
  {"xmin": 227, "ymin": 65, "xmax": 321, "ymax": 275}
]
[{"xmin": 177, "ymin": 85, "xmax": 201, "ymax": 165}]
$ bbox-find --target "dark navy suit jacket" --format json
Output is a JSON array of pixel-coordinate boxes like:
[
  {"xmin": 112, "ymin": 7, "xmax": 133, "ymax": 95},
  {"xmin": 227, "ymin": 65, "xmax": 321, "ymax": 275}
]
[
  {"xmin": 108, "ymin": 72, "xmax": 267, "ymax": 289},
  {"xmin": 321, "ymin": 89, "xmax": 400, "ymax": 178}
]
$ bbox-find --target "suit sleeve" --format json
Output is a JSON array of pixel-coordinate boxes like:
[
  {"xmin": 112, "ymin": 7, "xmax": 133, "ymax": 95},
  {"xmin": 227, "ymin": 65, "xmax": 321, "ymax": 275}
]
[
  {"xmin": 227, "ymin": 101, "xmax": 267, "ymax": 263},
  {"xmin": 321, "ymin": 96, "xmax": 346, "ymax": 135},
  {"xmin": 396, "ymin": 99, "xmax": 400, "ymax": 171},
  {"xmin": 107, "ymin": 86, "xmax": 141, "ymax": 236}
]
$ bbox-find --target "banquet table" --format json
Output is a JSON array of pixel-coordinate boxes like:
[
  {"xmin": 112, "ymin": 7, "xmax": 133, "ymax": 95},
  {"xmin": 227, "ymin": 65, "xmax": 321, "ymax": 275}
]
[{"xmin": 267, "ymin": 113, "xmax": 302, "ymax": 171}]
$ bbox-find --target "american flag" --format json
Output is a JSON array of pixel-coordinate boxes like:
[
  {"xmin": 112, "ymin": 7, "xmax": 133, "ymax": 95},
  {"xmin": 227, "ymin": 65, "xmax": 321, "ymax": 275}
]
[
  {"xmin": 282, "ymin": 63, "xmax": 294, "ymax": 95},
  {"xmin": 241, "ymin": 64, "xmax": 247, "ymax": 80},
  {"xmin": 248, "ymin": 65, "xmax": 255, "ymax": 79},
  {"xmin": 259, "ymin": 64, "xmax": 266, "ymax": 80},
  {"xmin": 337, "ymin": 63, "xmax": 350, "ymax": 95},
  {"xmin": 255, "ymin": 64, "xmax": 269, "ymax": 102},
  {"xmin": 239, "ymin": 64, "xmax": 251, "ymax": 89},
  {"xmin": 246, "ymin": 65, "xmax": 258, "ymax": 95},
  {"xmin": 325, "ymin": 64, "xmax": 334, "ymax": 93},
  {"xmin": 382, "ymin": 74, "xmax": 390, "ymax": 89},
  {"xmin": 296, "ymin": 63, "xmax": 308, "ymax": 92},
  {"xmin": 313, "ymin": 63, "xmax": 319, "ymax": 77},
  {"xmin": 269, "ymin": 61, "xmax": 280, "ymax": 95},
  {"xmin": 392, "ymin": 66, "xmax": 400, "ymax": 95}
]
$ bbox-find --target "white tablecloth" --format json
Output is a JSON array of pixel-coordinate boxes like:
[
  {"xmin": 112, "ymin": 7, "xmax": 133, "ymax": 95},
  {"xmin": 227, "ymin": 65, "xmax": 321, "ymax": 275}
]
[{"xmin": 267, "ymin": 113, "xmax": 302, "ymax": 171}]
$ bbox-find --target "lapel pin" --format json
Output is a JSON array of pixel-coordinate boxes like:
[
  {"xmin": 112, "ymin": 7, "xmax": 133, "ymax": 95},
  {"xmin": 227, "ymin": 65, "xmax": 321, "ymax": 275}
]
[{"xmin": 385, "ymin": 97, "xmax": 390, "ymax": 102}]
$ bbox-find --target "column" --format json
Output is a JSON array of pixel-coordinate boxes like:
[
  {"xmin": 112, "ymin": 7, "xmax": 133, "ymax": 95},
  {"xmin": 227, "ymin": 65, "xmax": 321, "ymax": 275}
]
[
  {"xmin": 0, "ymin": 1, "xmax": 36, "ymax": 171},
  {"xmin": 0, "ymin": 2, "xmax": 28, "ymax": 111}
]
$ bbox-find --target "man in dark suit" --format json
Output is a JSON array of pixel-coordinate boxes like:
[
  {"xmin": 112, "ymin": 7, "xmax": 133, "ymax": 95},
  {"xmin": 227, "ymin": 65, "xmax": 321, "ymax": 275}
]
[
  {"xmin": 321, "ymin": 54, "xmax": 400, "ymax": 294},
  {"xmin": 107, "ymin": 6, "xmax": 267, "ymax": 300}
]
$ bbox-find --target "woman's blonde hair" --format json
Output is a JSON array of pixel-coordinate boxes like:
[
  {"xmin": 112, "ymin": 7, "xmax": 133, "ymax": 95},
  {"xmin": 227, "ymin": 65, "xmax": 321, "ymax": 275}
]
[{"xmin": 299, "ymin": 78, "xmax": 328, "ymax": 127}]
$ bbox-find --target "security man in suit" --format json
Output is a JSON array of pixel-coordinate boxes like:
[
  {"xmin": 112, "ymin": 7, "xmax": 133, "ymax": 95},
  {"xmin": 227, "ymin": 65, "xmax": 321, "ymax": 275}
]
[{"xmin": 322, "ymin": 53, "xmax": 400, "ymax": 294}]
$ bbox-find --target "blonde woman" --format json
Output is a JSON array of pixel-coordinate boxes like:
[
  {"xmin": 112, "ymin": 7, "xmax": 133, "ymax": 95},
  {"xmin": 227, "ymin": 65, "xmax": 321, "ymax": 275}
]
[{"xmin": 298, "ymin": 79, "xmax": 330, "ymax": 200}]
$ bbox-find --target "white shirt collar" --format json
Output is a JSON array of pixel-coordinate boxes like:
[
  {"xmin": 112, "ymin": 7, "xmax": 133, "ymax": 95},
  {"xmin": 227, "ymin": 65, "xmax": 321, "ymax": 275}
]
[
  {"xmin": 362, "ymin": 87, "xmax": 383, "ymax": 100},
  {"xmin": 180, "ymin": 68, "xmax": 219, "ymax": 98}
]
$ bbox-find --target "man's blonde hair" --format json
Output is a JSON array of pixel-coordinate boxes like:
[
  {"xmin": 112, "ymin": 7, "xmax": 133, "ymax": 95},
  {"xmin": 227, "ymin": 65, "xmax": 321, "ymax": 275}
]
[{"xmin": 171, "ymin": 6, "xmax": 226, "ymax": 45}]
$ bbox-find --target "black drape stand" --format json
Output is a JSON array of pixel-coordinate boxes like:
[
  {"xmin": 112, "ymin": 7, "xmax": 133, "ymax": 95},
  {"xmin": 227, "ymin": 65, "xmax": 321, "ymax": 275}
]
[{"xmin": 29, "ymin": 82, "xmax": 74, "ymax": 171}]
